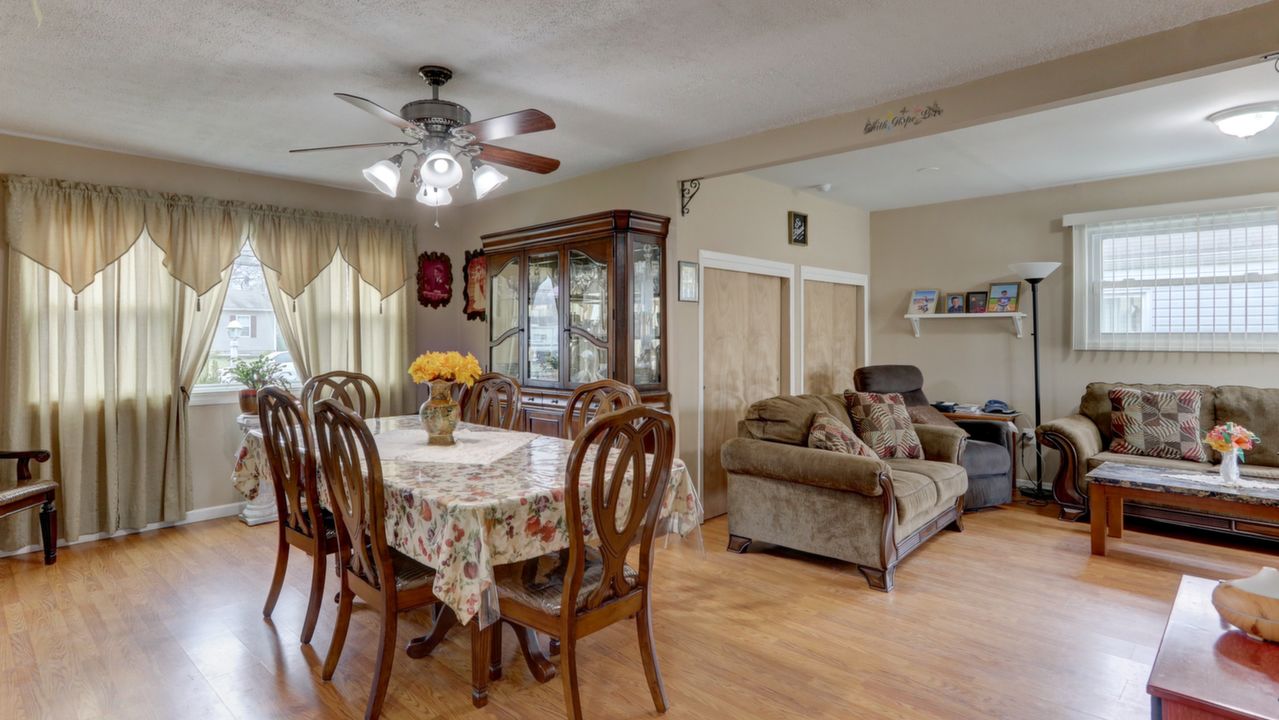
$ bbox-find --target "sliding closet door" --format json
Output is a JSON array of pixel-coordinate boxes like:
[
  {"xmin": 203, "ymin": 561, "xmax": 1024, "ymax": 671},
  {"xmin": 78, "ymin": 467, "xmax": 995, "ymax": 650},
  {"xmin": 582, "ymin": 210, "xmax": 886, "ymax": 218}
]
[
  {"xmin": 802, "ymin": 279, "xmax": 862, "ymax": 395},
  {"xmin": 701, "ymin": 268, "xmax": 785, "ymax": 519}
]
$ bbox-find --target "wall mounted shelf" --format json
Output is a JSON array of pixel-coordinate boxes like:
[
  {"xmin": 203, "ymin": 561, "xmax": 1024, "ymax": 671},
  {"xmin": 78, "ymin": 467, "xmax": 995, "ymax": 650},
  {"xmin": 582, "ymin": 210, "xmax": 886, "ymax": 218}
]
[{"xmin": 905, "ymin": 312, "xmax": 1026, "ymax": 338}]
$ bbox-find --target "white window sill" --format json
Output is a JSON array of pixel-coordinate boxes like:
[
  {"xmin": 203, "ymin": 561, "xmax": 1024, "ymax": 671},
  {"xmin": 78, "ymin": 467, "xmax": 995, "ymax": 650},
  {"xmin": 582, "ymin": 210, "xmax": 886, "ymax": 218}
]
[{"xmin": 189, "ymin": 387, "xmax": 243, "ymax": 406}]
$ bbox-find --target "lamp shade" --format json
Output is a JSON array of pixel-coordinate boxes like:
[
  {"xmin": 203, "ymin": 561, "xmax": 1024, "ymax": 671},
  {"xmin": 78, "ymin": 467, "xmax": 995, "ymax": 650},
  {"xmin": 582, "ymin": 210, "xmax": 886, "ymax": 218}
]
[
  {"xmin": 362, "ymin": 157, "xmax": 402, "ymax": 197},
  {"xmin": 472, "ymin": 163, "xmax": 508, "ymax": 199},
  {"xmin": 415, "ymin": 184, "xmax": 452, "ymax": 207},
  {"xmin": 1009, "ymin": 261, "xmax": 1061, "ymax": 281},
  {"xmin": 1208, "ymin": 102, "xmax": 1279, "ymax": 139},
  {"xmin": 420, "ymin": 148, "xmax": 463, "ymax": 188}
]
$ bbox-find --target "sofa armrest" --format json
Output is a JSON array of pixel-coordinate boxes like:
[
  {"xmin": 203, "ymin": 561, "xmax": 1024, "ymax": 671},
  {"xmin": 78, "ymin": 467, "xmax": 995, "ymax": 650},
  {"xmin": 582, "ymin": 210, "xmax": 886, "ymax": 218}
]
[
  {"xmin": 721, "ymin": 438, "xmax": 889, "ymax": 496},
  {"xmin": 1037, "ymin": 414, "xmax": 1104, "ymax": 511},
  {"xmin": 914, "ymin": 424, "xmax": 967, "ymax": 464},
  {"xmin": 1037, "ymin": 414, "xmax": 1103, "ymax": 459},
  {"xmin": 954, "ymin": 419, "xmax": 1016, "ymax": 448}
]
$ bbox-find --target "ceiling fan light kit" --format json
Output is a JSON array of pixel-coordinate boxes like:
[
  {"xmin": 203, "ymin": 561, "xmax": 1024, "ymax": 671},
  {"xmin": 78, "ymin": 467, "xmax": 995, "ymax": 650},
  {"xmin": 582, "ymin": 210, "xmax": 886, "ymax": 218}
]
[{"xmin": 291, "ymin": 65, "xmax": 560, "ymax": 218}]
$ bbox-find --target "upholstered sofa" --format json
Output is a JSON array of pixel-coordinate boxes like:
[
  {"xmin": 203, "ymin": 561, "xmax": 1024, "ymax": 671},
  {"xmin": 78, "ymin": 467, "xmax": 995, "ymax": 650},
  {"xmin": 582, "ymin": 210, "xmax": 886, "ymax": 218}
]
[
  {"xmin": 1039, "ymin": 382, "xmax": 1279, "ymax": 540},
  {"xmin": 720, "ymin": 394, "xmax": 968, "ymax": 591}
]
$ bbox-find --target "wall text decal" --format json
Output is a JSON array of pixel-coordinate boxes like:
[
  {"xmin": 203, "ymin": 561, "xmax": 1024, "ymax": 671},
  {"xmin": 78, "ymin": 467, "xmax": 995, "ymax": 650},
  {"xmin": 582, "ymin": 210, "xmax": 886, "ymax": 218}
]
[{"xmin": 864, "ymin": 102, "xmax": 944, "ymax": 134}]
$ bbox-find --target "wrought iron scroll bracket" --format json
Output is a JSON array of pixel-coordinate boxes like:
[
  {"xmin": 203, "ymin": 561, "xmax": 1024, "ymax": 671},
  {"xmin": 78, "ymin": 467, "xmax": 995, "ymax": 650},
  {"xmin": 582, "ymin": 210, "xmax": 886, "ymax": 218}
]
[{"xmin": 680, "ymin": 178, "xmax": 702, "ymax": 217}]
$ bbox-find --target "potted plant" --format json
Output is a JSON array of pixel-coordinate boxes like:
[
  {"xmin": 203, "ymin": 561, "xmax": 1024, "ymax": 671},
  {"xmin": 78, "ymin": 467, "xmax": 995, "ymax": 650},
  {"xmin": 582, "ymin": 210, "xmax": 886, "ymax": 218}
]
[{"xmin": 221, "ymin": 355, "xmax": 293, "ymax": 414}]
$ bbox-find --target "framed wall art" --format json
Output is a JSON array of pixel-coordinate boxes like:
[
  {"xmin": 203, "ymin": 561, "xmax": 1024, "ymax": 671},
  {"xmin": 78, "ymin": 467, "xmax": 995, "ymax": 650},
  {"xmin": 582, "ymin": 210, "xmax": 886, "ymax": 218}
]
[
  {"xmin": 462, "ymin": 249, "xmax": 487, "ymax": 321},
  {"xmin": 788, "ymin": 211, "xmax": 809, "ymax": 246},
  {"xmin": 678, "ymin": 260, "xmax": 699, "ymax": 302},
  {"xmin": 416, "ymin": 251, "xmax": 453, "ymax": 309}
]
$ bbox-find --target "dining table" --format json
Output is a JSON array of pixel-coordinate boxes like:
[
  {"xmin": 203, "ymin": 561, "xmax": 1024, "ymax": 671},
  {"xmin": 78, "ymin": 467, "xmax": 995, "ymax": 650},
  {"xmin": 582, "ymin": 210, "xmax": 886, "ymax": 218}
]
[{"xmin": 240, "ymin": 414, "xmax": 703, "ymax": 705}]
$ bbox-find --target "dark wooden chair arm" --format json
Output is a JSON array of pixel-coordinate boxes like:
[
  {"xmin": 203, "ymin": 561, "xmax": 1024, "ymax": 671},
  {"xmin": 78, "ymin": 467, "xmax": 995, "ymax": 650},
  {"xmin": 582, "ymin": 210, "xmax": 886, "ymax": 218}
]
[{"xmin": 1, "ymin": 450, "xmax": 52, "ymax": 481}]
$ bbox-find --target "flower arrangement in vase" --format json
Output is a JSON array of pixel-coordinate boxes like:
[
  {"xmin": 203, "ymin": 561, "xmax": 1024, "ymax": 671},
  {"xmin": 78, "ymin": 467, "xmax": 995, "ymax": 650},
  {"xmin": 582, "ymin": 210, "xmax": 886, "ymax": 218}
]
[
  {"xmin": 221, "ymin": 355, "xmax": 292, "ymax": 415},
  {"xmin": 409, "ymin": 351, "xmax": 482, "ymax": 445},
  {"xmin": 1205, "ymin": 422, "xmax": 1260, "ymax": 485}
]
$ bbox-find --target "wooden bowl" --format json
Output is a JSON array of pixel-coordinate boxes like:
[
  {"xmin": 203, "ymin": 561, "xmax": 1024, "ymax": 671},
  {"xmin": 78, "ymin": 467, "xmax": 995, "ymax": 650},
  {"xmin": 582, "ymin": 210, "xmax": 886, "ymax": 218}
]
[{"xmin": 1212, "ymin": 567, "xmax": 1279, "ymax": 642}]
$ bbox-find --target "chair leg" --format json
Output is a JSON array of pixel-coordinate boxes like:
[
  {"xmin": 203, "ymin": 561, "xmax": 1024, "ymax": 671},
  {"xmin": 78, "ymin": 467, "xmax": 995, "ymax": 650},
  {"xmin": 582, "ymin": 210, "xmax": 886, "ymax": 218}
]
[
  {"xmin": 322, "ymin": 582, "xmax": 354, "ymax": 681},
  {"xmin": 300, "ymin": 548, "xmax": 326, "ymax": 645},
  {"xmin": 365, "ymin": 603, "xmax": 398, "ymax": 720},
  {"xmin": 559, "ymin": 634, "xmax": 583, "ymax": 720},
  {"xmin": 39, "ymin": 497, "xmax": 57, "ymax": 566},
  {"xmin": 488, "ymin": 621, "xmax": 504, "ymax": 681},
  {"xmin": 636, "ymin": 596, "xmax": 668, "ymax": 713},
  {"xmin": 262, "ymin": 531, "xmax": 289, "ymax": 618}
]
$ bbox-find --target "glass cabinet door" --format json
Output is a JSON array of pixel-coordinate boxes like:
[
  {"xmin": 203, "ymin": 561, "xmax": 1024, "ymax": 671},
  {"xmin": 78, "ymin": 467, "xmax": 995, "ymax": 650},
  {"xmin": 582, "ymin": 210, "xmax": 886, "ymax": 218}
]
[
  {"xmin": 632, "ymin": 238, "xmax": 662, "ymax": 386},
  {"xmin": 488, "ymin": 254, "xmax": 522, "ymax": 378},
  {"xmin": 526, "ymin": 251, "xmax": 561, "ymax": 384},
  {"xmin": 566, "ymin": 242, "xmax": 610, "ymax": 385}
]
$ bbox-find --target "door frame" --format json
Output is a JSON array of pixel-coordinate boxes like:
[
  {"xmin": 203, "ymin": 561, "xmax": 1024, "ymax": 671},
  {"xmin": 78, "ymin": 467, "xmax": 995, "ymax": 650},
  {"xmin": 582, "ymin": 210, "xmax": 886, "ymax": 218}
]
[
  {"xmin": 697, "ymin": 250, "xmax": 796, "ymax": 501},
  {"xmin": 796, "ymin": 265, "xmax": 870, "ymax": 394}
]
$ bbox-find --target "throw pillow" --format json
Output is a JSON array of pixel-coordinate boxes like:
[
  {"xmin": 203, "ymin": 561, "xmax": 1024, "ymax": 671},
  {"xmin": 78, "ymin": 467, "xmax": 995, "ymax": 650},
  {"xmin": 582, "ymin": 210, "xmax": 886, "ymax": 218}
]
[
  {"xmin": 807, "ymin": 412, "xmax": 877, "ymax": 458},
  {"xmin": 1108, "ymin": 387, "xmax": 1208, "ymax": 462},
  {"xmin": 843, "ymin": 392, "xmax": 924, "ymax": 460}
]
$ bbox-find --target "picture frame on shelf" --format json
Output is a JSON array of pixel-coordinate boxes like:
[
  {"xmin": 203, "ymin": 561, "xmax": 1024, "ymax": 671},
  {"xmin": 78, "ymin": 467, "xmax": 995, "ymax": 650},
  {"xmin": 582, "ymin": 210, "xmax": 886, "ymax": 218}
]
[
  {"xmin": 908, "ymin": 289, "xmax": 939, "ymax": 315},
  {"xmin": 944, "ymin": 293, "xmax": 965, "ymax": 314},
  {"xmin": 788, "ymin": 211, "xmax": 808, "ymax": 246},
  {"xmin": 966, "ymin": 291, "xmax": 988, "ymax": 313},
  {"xmin": 986, "ymin": 282, "xmax": 1021, "ymax": 313},
  {"xmin": 678, "ymin": 260, "xmax": 699, "ymax": 302}
]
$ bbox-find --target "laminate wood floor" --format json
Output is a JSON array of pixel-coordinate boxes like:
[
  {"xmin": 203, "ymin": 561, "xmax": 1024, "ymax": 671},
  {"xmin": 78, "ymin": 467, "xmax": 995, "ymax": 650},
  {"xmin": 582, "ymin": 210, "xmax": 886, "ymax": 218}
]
[{"xmin": 1, "ymin": 501, "xmax": 1273, "ymax": 719}]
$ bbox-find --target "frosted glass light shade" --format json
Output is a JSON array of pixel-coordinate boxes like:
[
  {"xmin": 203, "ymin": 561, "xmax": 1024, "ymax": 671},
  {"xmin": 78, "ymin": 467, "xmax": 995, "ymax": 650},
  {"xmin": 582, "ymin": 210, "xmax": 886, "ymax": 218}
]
[
  {"xmin": 472, "ymin": 163, "xmax": 508, "ymax": 199},
  {"xmin": 1208, "ymin": 103, "xmax": 1279, "ymax": 139},
  {"xmin": 420, "ymin": 148, "xmax": 463, "ymax": 188},
  {"xmin": 416, "ymin": 184, "xmax": 452, "ymax": 207},
  {"xmin": 1009, "ymin": 262, "xmax": 1061, "ymax": 281},
  {"xmin": 362, "ymin": 158, "xmax": 401, "ymax": 197}
]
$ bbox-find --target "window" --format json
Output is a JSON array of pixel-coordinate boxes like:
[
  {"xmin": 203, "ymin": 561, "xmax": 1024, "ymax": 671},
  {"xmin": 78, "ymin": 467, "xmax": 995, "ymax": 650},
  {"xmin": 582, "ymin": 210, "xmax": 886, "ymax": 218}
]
[
  {"xmin": 1069, "ymin": 196, "xmax": 1279, "ymax": 352},
  {"xmin": 194, "ymin": 245, "xmax": 295, "ymax": 391}
]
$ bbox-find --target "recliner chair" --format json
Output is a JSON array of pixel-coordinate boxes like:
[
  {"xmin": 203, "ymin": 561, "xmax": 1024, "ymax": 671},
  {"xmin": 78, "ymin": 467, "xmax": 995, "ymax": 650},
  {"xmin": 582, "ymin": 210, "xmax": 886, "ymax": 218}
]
[{"xmin": 854, "ymin": 365, "xmax": 1015, "ymax": 509}]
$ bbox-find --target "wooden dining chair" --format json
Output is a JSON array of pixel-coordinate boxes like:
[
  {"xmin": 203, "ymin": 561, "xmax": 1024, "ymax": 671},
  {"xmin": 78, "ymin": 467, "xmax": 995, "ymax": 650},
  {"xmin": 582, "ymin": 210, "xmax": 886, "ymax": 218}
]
[
  {"xmin": 563, "ymin": 379, "xmax": 641, "ymax": 440},
  {"xmin": 312, "ymin": 399, "xmax": 439, "ymax": 720},
  {"xmin": 492, "ymin": 405, "xmax": 676, "ymax": 720},
  {"xmin": 460, "ymin": 372, "xmax": 523, "ymax": 430},
  {"xmin": 257, "ymin": 386, "xmax": 338, "ymax": 645},
  {"xmin": 0, "ymin": 450, "xmax": 57, "ymax": 565},
  {"xmin": 302, "ymin": 371, "xmax": 382, "ymax": 419}
]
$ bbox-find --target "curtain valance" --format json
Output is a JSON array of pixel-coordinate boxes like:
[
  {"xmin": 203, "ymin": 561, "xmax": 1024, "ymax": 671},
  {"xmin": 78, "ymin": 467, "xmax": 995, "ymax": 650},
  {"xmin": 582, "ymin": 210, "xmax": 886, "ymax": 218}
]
[{"xmin": 2, "ymin": 175, "xmax": 413, "ymax": 298}]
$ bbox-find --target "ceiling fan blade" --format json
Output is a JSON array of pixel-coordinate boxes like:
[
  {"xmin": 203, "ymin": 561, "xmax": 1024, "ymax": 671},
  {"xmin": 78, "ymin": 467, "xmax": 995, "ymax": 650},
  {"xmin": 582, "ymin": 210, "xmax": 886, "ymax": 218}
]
[
  {"xmin": 475, "ymin": 143, "xmax": 561, "ymax": 174},
  {"xmin": 456, "ymin": 109, "xmax": 555, "ymax": 143},
  {"xmin": 335, "ymin": 92, "xmax": 416, "ymax": 130},
  {"xmin": 289, "ymin": 140, "xmax": 415, "ymax": 154}
]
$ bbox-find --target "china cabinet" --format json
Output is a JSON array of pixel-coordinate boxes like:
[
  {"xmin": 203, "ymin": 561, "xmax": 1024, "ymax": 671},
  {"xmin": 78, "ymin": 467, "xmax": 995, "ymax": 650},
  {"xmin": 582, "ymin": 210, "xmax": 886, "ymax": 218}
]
[{"xmin": 482, "ymin": 210, "xmax": 670, "ymax": 436}]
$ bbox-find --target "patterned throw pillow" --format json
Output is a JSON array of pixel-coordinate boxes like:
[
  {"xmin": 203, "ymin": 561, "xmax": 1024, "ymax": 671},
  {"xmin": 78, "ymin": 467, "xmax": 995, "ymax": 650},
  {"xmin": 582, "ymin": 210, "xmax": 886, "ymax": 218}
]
[
  {"xmin": 1108, "ymin": 387, "xmax": 1207, "ymax": 462},
  {"xmin": 843, "ymin": 392, "xmax": 924, "ymax": 459},
  {"xmin": 808, "ymin": 412, "xmax": 877, "ymax": 458}
]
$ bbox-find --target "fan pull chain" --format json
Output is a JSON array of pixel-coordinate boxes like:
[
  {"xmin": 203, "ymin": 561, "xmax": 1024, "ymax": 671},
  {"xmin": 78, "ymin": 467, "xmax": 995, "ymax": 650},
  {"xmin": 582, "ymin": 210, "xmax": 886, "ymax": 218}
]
[{"xmin": 434, "ymin": 204, "xmax": 440, "ymax": 229}]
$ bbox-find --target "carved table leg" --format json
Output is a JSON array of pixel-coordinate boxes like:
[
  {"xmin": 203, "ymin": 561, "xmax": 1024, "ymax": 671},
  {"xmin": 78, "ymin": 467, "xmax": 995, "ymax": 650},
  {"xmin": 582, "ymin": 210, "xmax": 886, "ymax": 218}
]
[
  {"xmin": 470, "ymin": 621, "xmax": 493, "ymax": 708},
  {"xmin": 406, "ymin": 604, "xmax": 458, "ymax": 659},
  {"xmin": 513, "ymin": 625, "xmax": 558, "ymax": 682}
]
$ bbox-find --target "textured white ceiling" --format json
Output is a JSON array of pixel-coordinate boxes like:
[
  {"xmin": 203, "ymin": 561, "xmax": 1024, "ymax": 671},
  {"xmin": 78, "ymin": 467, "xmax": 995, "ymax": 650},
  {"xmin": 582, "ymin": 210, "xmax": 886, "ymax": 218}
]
[
  {"xmin": 0, "ymin": 0, "xmax": 1266, "ymax": 202},
  {"xmin": 750, "ymin": 61, "xmax": 1279, "ymax": 211}
]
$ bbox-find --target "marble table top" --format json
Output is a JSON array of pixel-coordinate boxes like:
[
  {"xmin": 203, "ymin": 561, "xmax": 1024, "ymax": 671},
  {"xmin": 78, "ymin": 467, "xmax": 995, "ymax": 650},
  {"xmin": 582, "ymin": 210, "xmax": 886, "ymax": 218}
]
[{"xmin": 1087, "ymin": 461, "xmax": 1279, "ymax": 507}]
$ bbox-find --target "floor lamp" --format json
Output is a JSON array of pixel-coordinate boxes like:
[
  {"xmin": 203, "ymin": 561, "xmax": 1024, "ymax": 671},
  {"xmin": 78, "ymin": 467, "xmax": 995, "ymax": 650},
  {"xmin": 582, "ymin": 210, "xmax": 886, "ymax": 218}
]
[{"xmin": 1008, "ymin": 261, "xmax": 1061, "ymax": 500}]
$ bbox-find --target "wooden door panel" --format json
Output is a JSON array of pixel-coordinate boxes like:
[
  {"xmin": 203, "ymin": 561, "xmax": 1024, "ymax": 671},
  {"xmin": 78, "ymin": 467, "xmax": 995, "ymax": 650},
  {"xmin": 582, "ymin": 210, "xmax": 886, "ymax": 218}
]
[
  {"xmin": 802, "ymin": 280, "xmax": 861, "ymax": 395},
  {"xmin": 702, "ymin": 269, "xmax": 783, "ymax": 519}
]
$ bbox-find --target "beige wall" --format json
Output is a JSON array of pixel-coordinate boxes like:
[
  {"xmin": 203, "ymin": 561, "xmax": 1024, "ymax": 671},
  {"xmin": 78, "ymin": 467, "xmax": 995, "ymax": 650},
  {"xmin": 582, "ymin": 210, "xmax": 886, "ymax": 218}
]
[
  {"xmin": 869, "ymin": 155, "xmax": 1279, "ymax": 439},
  {"xmin": 0, "ymin": 133, "xmax": 452, "ymax": 513}
]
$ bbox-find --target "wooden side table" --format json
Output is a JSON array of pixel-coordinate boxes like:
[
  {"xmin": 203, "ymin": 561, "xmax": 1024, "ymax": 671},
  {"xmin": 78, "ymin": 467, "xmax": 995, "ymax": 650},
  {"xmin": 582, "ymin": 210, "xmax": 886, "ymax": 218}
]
[{"xmin": 1148, "ymin": 575, "xmax": 1279, "ymax": 719}]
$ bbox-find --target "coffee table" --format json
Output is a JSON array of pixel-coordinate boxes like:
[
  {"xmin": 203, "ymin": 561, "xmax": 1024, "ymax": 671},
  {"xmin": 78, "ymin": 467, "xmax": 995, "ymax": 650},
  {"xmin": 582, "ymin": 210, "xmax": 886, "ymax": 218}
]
[
  {"xmin": 1085, "ymin": 461, "xmax": 1279, "ymax": 556},
  {"xmin": 1148, "ymin": 575, "xmax": 1279, "ymax": 719}
]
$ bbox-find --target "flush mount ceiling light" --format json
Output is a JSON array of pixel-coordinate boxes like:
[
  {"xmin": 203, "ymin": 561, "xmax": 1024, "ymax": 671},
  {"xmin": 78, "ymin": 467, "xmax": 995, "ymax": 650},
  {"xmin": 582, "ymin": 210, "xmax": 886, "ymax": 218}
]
[
  {"xmin": 290, "ymin": 65, "xmax": 562, "ymax": 220},
  {"xmin": 1207, "ymin": 102, "xmax": 1279, "ymax": 139}
]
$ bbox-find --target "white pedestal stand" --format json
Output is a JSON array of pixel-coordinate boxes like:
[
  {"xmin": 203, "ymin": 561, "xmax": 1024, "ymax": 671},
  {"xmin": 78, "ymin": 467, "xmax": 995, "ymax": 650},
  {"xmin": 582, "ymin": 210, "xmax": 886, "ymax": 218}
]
[{"xmin": 234, "ymin": 413, "xmax": 277, "ymax": 526}]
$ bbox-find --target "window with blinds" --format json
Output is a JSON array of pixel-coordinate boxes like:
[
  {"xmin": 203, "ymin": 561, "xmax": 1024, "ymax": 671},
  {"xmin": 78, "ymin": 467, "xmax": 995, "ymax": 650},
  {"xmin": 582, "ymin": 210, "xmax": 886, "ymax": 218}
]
[{"xmin": 1071, "ymin": 201, "xmax": 1279, "ymax": 352}]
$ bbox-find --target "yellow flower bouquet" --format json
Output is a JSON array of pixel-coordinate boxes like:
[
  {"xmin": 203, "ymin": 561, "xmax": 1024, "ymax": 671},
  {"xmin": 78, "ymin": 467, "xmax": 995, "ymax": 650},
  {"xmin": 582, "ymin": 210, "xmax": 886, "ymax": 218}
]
[{"xmin": 408, "ymin": 351, "xmax": 482, "ymax": 387}]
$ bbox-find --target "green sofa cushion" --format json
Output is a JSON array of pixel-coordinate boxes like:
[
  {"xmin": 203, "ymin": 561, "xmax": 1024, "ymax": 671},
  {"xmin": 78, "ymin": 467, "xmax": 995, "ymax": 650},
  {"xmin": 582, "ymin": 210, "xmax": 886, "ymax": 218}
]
[
  {"xmin": 885, "ymin": 458, "xmax": 968, "ymax": 522},
  {"xmin": 743, "ymin": 394, "xmax": 850, "ymax": 446}
]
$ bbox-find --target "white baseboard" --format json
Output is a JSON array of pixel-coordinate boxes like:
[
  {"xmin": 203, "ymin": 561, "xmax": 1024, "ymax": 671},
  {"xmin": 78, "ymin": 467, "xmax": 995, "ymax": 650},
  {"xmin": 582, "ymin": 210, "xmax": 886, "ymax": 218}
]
[{"xmin": 0, "ymin": 500, "xmax": 246, "ymax": 559}]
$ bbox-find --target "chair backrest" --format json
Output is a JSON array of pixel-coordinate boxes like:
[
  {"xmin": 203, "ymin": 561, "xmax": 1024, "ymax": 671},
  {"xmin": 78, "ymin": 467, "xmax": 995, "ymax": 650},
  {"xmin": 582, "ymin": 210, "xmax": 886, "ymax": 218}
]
[
  {"xmin": 563, "ymin": 379, "xmax": 641, "ymax": 440},
  {"xmin": 257, "ymin": 386, "xmax": 323, "ymax": 539},
  {"xmin": 312, "ymin": 399, "xmax": 392, "ymax": 592},
  {"xmin": 853, "ymin": 365, "xmax": 929, "ymax": 406},
  {"xmin": 301, "ymin": 371, "xmax": 382, "ymax": 419},
  {"xmin": 460, "ymin": 372, "xmax": 523, "ymax": 430},
  {"xmin": 561, "ymin": 405, "xmax": 675, "ymax": 615}
]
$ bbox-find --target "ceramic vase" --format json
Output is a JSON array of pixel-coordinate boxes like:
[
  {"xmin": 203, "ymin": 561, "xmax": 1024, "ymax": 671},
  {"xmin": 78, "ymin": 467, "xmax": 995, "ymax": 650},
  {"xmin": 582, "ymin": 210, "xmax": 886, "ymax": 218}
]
[
  {"xmin": 1220, "ymin": 450, "xmax": 1242, "ymax": 485},
  {"xmin": 238, "ymin": 388, "xmax": 258, "ymax": 415},
  {"xmin": 420, "ymin": 379, "xmax": 459, "ymax": 445}
]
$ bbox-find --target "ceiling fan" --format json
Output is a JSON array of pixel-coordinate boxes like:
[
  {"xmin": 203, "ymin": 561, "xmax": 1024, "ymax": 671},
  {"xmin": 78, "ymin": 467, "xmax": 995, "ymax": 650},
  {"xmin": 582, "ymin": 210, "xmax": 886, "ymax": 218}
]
[{"xmin": 290, "ymin": 65, "xmax": 560, "ymax": 207}]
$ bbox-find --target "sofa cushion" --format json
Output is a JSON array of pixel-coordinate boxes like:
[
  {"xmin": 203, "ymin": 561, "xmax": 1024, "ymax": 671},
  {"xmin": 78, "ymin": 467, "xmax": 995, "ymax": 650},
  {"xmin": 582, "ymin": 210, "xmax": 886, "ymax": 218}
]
[
  {"xmin": 1215, "ymin": 385, "xmax": 1279, "ymax": 468},
  {"xmin": 807, "ymin": 412, "xmax": 877, "ymax": 458},
  {"xmin": 743, "ymin": 394, "xmax": 849, "ymax": 446},
  {"xmin": 963, "ymin": 439, "xmax": 1011, "ymax": 478},
  {"xmin": 1108, "ymin": 387, "xmax": 1208, "ymax": 462},
  {"xmin": 845, "ymin": 392, "xmax": 924, "ymax": 460},
  {"xmin": 1080, "ymin": 382, "xmax": 1216, "ymax": 449},
  {"xmin": 886, "ymin": 459, "xmax": 968, "ymax": 503},
  {"xmin": 883, "ymin": 469, "xmax": 938, "ymax": 526}
]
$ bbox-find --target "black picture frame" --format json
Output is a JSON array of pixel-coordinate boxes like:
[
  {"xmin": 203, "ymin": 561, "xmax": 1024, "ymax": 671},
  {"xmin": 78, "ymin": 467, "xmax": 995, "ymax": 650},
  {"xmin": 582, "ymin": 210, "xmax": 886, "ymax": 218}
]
[
  {"xmin": 788, "ymin": 211, "xmax": 808, "ymax": 246},
  {"xmin": 966, "ymin": 291, "xmax": 988, "ymax": 314}
]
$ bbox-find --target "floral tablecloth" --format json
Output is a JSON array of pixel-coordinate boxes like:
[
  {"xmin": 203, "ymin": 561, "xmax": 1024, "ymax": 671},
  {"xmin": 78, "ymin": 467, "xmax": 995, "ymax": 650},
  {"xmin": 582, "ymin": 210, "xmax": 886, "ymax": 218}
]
[{"xmin": 245, "ymin": 415, "xmax": 702, "ymax": 627}]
